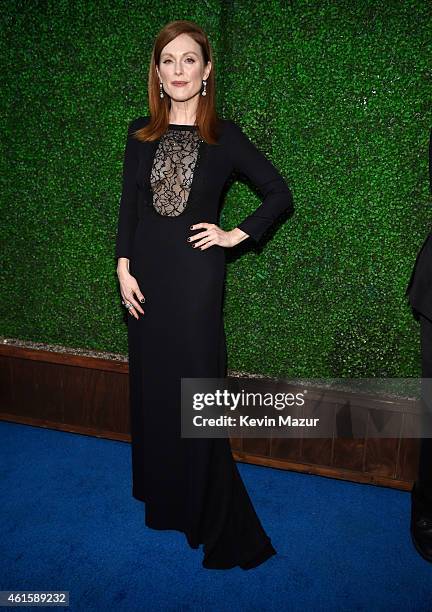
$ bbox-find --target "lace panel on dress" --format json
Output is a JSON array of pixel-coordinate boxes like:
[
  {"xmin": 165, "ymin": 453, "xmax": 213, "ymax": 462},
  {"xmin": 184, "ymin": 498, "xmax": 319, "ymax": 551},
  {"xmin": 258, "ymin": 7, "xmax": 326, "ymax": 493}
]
[{"xmin": 150, "ymin": 128, "xmax": 202, "ymax": 216}]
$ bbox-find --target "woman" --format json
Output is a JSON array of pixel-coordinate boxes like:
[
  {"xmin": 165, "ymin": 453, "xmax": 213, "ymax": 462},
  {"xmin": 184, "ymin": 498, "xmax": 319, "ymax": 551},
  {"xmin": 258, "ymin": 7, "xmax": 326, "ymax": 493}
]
[{"xmin": 115, "ymin": 20, "xmax": 294, "ymax": 570}]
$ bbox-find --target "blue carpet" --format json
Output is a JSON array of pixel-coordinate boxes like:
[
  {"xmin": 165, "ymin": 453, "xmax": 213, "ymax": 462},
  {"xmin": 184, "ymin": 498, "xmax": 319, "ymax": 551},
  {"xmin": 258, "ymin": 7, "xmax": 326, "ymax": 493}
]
[{"xmin": 0, "ymin": 420, "xmax": 431, "ymax": 611}]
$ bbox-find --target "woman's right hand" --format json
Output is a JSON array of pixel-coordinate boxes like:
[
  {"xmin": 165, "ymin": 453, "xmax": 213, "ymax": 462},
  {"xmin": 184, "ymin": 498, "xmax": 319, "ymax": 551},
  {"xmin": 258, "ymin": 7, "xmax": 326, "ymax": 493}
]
[{"xmin": 117, "ymin": 262, "xmax": 145, "ymax": 320}]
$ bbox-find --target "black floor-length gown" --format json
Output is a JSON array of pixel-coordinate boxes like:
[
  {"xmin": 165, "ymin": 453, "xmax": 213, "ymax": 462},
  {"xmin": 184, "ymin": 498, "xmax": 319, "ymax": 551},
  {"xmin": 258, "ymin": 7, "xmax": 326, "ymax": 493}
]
[{"xmin": 115, "ymin": 115, "xmax": 294, "ymax": 569}]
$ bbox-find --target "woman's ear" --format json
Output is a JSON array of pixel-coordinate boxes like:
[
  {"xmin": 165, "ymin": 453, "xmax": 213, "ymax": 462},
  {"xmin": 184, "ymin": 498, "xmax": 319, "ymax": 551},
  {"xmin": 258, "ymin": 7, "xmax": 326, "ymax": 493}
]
[{"xmin": 204, "ymin": 61, "xmax": 212, "ymax": 81}]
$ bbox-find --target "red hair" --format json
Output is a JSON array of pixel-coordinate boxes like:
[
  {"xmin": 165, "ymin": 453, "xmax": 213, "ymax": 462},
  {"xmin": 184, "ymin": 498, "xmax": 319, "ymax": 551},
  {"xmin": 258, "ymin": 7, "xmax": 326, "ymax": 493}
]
[{"xmin": 132, "ymin": 20, "xmax": 220, "ymax": 145}]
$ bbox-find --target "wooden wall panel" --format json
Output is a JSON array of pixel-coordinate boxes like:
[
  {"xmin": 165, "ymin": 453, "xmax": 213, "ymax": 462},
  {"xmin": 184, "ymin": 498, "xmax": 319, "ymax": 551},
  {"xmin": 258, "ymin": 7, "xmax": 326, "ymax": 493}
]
[{"xmin": 0, "ymin": 341, "xmax": 420, "ymax": 491}]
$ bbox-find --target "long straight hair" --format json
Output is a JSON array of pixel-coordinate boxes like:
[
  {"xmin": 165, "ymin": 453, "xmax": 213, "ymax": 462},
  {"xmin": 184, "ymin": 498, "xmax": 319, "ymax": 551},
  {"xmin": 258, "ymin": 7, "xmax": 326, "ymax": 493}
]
[{"xmin": 132, "ymin": 20, "xmax": 221, "ymax": 145}]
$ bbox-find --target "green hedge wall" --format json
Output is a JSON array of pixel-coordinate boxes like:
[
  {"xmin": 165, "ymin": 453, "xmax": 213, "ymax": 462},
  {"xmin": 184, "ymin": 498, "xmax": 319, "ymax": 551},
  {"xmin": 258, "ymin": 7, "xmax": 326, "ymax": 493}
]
[{"xmin": 1, "ymin": 0, "xmax": 430, "ymax": 378}]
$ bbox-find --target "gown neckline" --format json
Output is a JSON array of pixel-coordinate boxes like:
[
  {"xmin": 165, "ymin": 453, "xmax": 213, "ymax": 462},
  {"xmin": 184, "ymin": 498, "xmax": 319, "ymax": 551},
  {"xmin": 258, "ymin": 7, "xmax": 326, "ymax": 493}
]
[{"xmin": 168, "ymin": 123, "xmax": 198, "ymax": 130}]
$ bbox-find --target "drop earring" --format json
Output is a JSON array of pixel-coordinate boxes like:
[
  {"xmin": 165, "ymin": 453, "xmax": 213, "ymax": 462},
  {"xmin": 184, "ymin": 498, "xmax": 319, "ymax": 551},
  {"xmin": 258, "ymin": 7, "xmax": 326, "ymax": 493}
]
[
  {"xmin": 201, "ymin": 80, "xmax": 207, "ymax": 96},
  {"xmin": 159, "ymin": 82, "xmax": 164, "ymax": 98}
]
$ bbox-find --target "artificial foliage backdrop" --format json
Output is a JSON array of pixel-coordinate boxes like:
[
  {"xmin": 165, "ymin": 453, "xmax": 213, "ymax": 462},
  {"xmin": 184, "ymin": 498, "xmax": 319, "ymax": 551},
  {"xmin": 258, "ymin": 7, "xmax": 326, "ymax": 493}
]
[{"xmin": 1, "ymin": 0, "xmax": 431, "ymax": 378}]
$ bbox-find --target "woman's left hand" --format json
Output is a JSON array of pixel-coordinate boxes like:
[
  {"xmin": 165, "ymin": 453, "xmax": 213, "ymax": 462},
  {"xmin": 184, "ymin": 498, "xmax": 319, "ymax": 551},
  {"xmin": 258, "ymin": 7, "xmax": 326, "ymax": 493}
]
[{"xmin": 187, "ymin": 223, "xmax": 249, "ymax": 250}]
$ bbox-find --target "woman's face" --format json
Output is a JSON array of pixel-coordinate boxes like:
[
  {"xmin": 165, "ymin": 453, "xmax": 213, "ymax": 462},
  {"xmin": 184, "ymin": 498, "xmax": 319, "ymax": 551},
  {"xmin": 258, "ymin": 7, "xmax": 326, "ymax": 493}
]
[{"xmin": 157, "ymin": 33, "xmax": 211, "ymax": 102}]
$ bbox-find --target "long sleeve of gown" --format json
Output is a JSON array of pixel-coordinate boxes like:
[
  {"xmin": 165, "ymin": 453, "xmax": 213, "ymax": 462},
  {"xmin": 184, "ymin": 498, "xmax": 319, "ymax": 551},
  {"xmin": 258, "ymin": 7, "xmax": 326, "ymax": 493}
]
[
  {"xmin": 115, "ymin": 118, "xmax": 142, "ymax": 259},
  {"xmin": 227, "ymin": 120, "xmax": 294, "ymax": 243}
]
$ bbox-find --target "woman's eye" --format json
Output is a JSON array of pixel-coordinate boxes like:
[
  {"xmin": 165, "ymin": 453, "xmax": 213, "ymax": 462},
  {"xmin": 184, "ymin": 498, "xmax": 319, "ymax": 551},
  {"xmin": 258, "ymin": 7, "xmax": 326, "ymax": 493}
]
[{"xmin": 162, "ymin": 58, "xmax": 195, "ymax": 64}]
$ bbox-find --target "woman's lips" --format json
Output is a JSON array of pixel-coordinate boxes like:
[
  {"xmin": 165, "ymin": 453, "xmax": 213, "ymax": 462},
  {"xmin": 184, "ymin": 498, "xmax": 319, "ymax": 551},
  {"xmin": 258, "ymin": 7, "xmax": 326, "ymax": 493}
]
[{"xmin": 172, "ymin": 82, "xmax": 188, "ymax": 87}]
